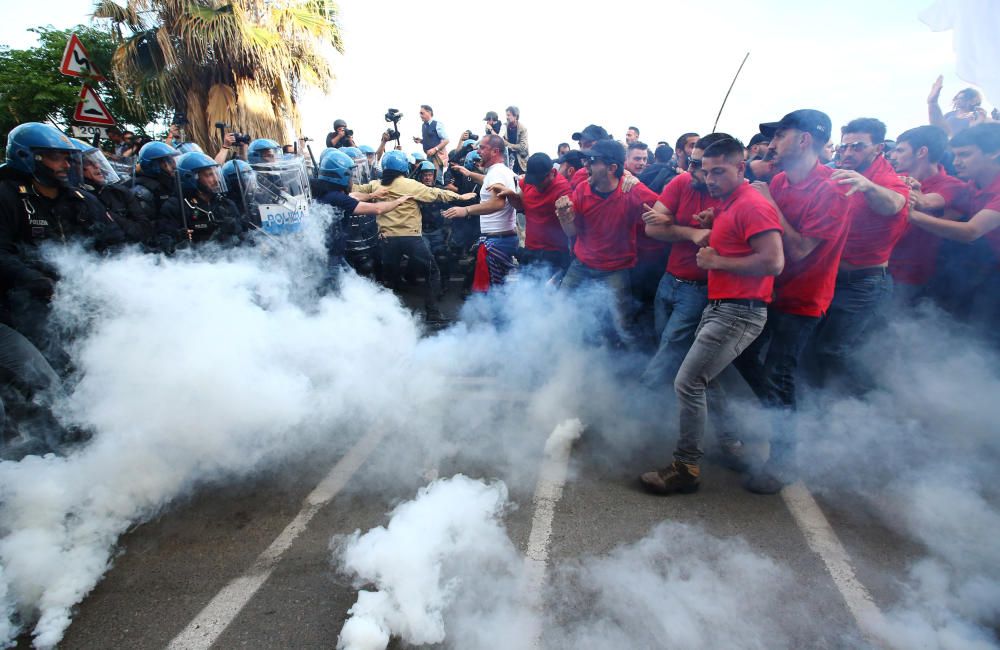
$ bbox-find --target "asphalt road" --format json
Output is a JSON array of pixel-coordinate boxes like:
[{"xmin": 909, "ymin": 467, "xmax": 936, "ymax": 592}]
[{"xmin": 15, "ymin": 281, "xmax": 936, "ymax": 649}]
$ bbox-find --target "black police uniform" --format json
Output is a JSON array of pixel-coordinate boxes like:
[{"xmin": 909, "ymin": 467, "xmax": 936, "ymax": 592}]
[
  {"xmin": 88, "ymin": 181, "xmax": 153, "ymax": 244},
  {"xmin": 0, "ymin": 167, "xmax": 115, "ymax": 359},
  {"xmin": 158, "ymin": 191, "xmax": 244, "ymax": 249}
]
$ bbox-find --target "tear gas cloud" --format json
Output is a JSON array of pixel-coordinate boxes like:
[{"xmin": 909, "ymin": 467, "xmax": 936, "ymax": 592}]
[{"xmin": 0, "ymin": 204, "xmax": 997, "ymax": 648}]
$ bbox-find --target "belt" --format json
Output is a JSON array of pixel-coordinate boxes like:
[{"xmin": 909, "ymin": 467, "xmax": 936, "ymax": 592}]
[
  {"xmin": 836, "ymin": 266, "xmax": 887, "ymax": 282},
  {"xmin": 710, "ymin": 298, "xmax": 767, "ymax": 309},
  {"xmin": 672, "ymin": 276, "xmax": 707, "ymax": 286},
  {"xmin": 483, "ymin": 230, "xmax": 517, "ymax": 238}
]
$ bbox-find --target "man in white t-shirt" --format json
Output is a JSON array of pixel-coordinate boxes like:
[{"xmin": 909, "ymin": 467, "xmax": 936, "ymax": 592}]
[{"xmin": 443, "ymin": 134, "xmax": 519, "ymax": 289}]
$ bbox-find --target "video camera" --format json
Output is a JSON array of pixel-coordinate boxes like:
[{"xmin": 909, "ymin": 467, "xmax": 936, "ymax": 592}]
[
  {"xmin": 215, "ymin": 122, "xmax": 252, "ymax": 145},
  {"xmin": 384, "ymin": 108, "xmax": 403, "ymax": 141}
]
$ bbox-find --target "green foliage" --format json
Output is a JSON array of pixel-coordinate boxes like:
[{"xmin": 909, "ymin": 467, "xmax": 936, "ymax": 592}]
[{"xmin": 0, "ymin": 25, "xmax": 169, "ymax": 144}]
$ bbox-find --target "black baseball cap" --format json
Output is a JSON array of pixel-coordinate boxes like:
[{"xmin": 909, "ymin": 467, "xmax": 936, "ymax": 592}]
[
  {"xmin": 572, "ymin": 124, "xmax": 610, "ymax": 143},
  {"xmin": 483, "ymin": 111, "xmax": 499, "ymax": 121},
  {"xmin": 581, "ymin": 139, "xmax": 625, "ymax": 167},
  {"xmin": 747, "ymin": 133, "xmax": 769, "ymax": 147},
  {"xmin": 555, "ymin": 150, "xmax": 585, "ymax": 167},
  {"xmin": 759, "ymin": 109, "xmax": 832, "ymax": 144},
  {"xmin": 523, "ymin": 153, "xmax": 554, "ymax": 187}
]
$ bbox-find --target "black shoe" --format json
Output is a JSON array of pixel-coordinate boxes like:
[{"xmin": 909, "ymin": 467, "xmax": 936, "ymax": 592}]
[
  {"xmin": 744, "ymin": 470, "xmax": 786, "ymax": 495},
  {"xmin": 718, "ymin": 440, "xmax": 751, "ymax": 473}
]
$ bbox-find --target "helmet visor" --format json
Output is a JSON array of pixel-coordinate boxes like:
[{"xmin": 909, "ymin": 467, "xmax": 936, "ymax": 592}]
[{"xmin": 81, "ymin": 147, "xmax": 121, "ymax": 186}]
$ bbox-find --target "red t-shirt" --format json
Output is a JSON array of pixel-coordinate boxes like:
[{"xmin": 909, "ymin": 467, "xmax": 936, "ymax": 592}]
[
  {"xmin": 571, "ymin": 178, "xmax": 659, "ymax": 271},
  {"xmin": 770, "ymin": 163, "xmax": 851, "ymax": 317},
  {"xmin": 889, "ymin": 166, "xmax": 965, "ymax": 285},
  {"xmin": 570, "ymin": 167, "xmax": 589, "ymax": 190},
  {"xmin": 658, "ymin": 173, "xmax": 721, "ymax": 282},
  {"xmin": 840, "ymin": 155, "xmax": 910, "ymax": 267},
  {"xmin": 708, "ymin": 183, "xmax": 783, "ymax": 301},
  {"xmin": 521, "ymin": 173, "xmax": 571, "ymax": 252},
  {"xmin": 634, "ymin": 180, "xmax": 669, "ymax": 261},
  {"xmin": 954, "ymin": 170, "xmax": 1000, "ymax": 261}
]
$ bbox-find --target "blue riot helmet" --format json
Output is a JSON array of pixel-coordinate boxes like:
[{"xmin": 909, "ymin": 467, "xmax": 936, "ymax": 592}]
[
  {"xmin": 176, "ymin": 142, "xmax": 204, "ymax": 154},
  {"xmin": 5, "ymin": 122, "xmax": 81, "ymax": 187},
  {"xmin": 411, "ymin": 151, "xmax": 427, "ymax": 162},
  {"xmin": 222, "ymin": 159, "xmax": 257, "ymax": 196},
  {"xmin": 417, "ymin": 160, "xmax": 435, "ymax": 173},
  {"xmin": 247, "ymin": 138, "xmax": 282, "ymax": 165},
  {"xmin": 381, "ymin": 150, "xmax": 410, "ymax": 174},
  {"xmin": 462, "ymin": 139, "xmax": 478, "ymax": 150},
  {"xmin": 70, "ymin": 137, "xmax": 121, "ymax": 187},
  {"xmin": 317, "ymin": 149, "xmax": 355, "ymax": 187},
  {"xmin": 358, "ymin": 145, "xmax": 375, "ymax": 155},
  {"xmin": 137, "ymin": 141, "xmax": 180, "ymax": 179},
  {"xmin": 464, "ymin": 151, "xmax": 482, "ymax": 171},
  {"xmin": 341, "ymin": 146, "xmax": 363, "ymax": 160},
  {"xmin": 177, "ymin": 151, "xmax": 227, "ymax": 195}
]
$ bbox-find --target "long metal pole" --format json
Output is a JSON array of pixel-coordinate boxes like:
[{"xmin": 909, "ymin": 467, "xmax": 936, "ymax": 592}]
[{"xmin": 712, "ymin": 52, "xmax": 750, "ymax": 133}]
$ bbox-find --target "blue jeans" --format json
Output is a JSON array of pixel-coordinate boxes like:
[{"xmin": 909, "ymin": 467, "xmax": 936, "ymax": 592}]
[
  {"xmin": 641, "ymin": 273, "xmax": 708, "ymax": 387},
  {"xmin": 560, "ymin": 260, "xmax": 635, "ymax": 347},
  {"xmin": 807, "ymin": 269, "xmax": 893, "ymax": 390},
  {"xmin": 674, "ymin": 302, "xmax": 767, "ymax": 465},
  {"xmin": 733, "ymin": 309, "xmax": 820, "ymax": 477}
]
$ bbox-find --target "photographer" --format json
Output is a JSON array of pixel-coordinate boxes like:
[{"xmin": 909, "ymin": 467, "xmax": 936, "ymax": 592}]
[
  {"xmin": 499, "ymin": 106, "xmax": 529, "ymax": 175},
  {"xmin": 326, "ymin": 119, "xmax": 356, "ymax": 149},
  {"xmin": 483, "ymin": 111, "xmax": 503, "ymax": 137}
]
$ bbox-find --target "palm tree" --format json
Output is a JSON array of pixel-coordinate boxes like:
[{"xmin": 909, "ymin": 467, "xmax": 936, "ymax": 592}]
[{"xmin": 93, "ymin": 0, "xmax": 343, "ymax": 150}]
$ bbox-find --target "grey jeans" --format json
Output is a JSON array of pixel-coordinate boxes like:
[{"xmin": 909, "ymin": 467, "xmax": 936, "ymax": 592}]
[{"xmin": 674, "ymin": 302, "xmax": 767, "ymax": 465}]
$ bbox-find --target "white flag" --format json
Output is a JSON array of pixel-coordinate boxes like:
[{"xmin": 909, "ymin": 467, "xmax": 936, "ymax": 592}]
[{"xmin": 921, "ymin": 0, "xmax": 1000, "ymax": 104}]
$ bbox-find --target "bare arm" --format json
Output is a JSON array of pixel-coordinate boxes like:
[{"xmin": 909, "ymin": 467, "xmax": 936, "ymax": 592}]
[
  {"xmin": 352, "ymin": 195, "xmax": 413, "ymax": 216},
  {"xmin": 928, "ymin": 75, "xmax": 949, "ymax": 134},
  {"xmin": 555, "ymin": 196, "xmax": 576, "ymax": 237},
  {"xmin": 909, "ymin": 207, "xmax": 1000, "ymax": 243},
  {"xmin": 489, "ymin": 183, "xmax": 524, "ymax": 211},
  {"xmin": 751, "ymin": 182, "xmax": 821, "ymax": 263}
]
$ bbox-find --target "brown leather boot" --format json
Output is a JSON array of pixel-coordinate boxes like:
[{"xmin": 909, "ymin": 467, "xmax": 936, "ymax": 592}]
[{"xmin": 639, "ymin": 460, "xmax": 701, "ymax": 495}]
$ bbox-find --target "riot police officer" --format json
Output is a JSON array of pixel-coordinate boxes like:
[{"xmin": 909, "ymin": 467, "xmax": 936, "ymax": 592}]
[
  {"xmin": 314, "ymin": 148, "xmax": 411, "ymax": 279},
  {"xmin": 0, "ymin": 122, "xmax": 113, "ymax": 361},
  {"xmin": 222, "ymin": 159, "xmax": 258, "ymax": 227},
  {"xmin": 131, "ymin": 140, "xmax": 180, "ymax": 225},
  {"xmin": 159, "ymin": 152, "xmax": 243, "ymax": 248},
  {"xmin": 72, "ymin": 138, "xmax": 152, "ymax": 245}
]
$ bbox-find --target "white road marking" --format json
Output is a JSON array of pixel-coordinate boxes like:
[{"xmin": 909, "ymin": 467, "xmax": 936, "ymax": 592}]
[
  {"xmin": 782, "ymin": 481, "xmax": 889, "ymax": 647},
  {"xmin": 521, "ymin": 419, "xmax": 584, "ymax": 649},
  {"xmin": 166, "ymin": 426, "xmax": 387, "ymax": 650}
]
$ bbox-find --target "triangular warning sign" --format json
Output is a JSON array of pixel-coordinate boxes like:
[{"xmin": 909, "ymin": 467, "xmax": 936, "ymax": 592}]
[
  {"xmin": 73, "ymin": 85, "xmax": 116, "ymax": 126},
  {"xmin": 60, "ymin": 33, "xmax": 106, "ymax": 81}
]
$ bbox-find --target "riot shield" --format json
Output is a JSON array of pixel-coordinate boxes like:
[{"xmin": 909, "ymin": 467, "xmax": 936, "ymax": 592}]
[{"xmin": 249, "ymin": 155, "xmax": 312, "ymax": 236}]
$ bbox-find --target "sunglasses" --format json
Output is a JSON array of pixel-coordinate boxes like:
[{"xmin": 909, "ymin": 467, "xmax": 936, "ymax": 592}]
[
  {"xmin": 687, "ymin": 158, "xmax": 703, "ymax": 170},
  {"xmin": 836, "ymin": 141, "xmax": 870, "ymax": 154}
]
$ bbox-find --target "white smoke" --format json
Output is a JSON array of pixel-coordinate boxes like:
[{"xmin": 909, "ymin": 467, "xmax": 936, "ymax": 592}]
[{"xmin": 333, "ymin": 474, "xmax": 805, "ymax": 650}]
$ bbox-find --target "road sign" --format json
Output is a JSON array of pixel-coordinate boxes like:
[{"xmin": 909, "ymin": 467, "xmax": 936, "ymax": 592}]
[
  {"xmin": 60, "ymin": 33, "xmax": 106, "ymax": 81},
  {"xmin": 71, "ymin": 125, "xmax": 109, "ymax": 139},
  {"xmin": 73, "ymin": 85, "xmax": 116, "ymax": 126}
]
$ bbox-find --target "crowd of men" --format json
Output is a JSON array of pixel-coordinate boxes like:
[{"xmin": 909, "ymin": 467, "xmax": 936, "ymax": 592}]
[{"xmin": 1, "ymin": 84, "xmax": 999, "ymax": 499}]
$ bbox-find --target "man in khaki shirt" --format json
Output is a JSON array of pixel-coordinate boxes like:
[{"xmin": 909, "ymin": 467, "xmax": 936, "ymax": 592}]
[{"xmin": 354, "ymin": 151, "xmax": 474, "ymax": 321}]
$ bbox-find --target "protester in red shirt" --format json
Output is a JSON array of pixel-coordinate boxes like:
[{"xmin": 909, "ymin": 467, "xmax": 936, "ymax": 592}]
[
  {"xmin": 888, "ymin": 125, "xmax": 966, "ymax": 304},
  {"xmin": 555, "ymin": 151, "xmax": 586, "ymax": 188},
  {"xmin": 809, "ymin": 117, "xmax": 909, "ymax": 390},
  {"xmin": 568, "ymin": 124, "xmax": 610, "ymax": 190},
  {"xmin": 909, "ymin": 123, "xmax": 1000, "ymax": 341},
  {"xmin": 555, "ymin": 139, "xmax": 658, "ymax": 348},
  {"xmin": 638, "ymin": 133, "xmax": 727, "ymax": 389},
  {"xmin": 729, "ymin": 110, "xmax": 850, "ymax": 494},
  {"xmin": 491, "ymin": 152, "xmax": 571, "ymax": 275},
  {"xmin": 640, "ymin": 136, "xmax": 783, "ymax": 496}
]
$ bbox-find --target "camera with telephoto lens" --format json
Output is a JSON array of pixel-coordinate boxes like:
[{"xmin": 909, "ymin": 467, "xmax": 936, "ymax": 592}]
[
  {"xmin": 463, "ymin": 131, "xmax": 479, "ymax": 142},
  {"xmin": 344, "ymin": 129, "xmax": 354, "ymax": 137},
  {"xmin": 214, "ymin": 122, "xmax": 251, "ymax": 146}
]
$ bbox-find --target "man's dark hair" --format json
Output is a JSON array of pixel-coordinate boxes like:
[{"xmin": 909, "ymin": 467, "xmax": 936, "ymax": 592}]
[
  {"xmin": 842, "ymin": 117, "xmax": 887, "ymax": 144},
  {"xmin": 950, "ymin": 122, "xmax": 1000, "ymax": 155},
  {"xmin": 505, "ymin": 105, "xmax": 519, "ymax": 119},
  {"xmin": 627, "ymin": 141, "xmax": 648, "ymax": 153},
  {"xmin": 675, "ymin": 132, "xmax": 699, "ymax": 151},
  {"xmin": 381, "ymin": 169, "xmax": 406, "ymax": 185},
  {"xmin": 653, "ymin": 144, "xmax": 674, "ymax": 163},
  {"xmin": 557, "ymin": 141, "xmax": 570, "ymax": 151},
  {"xmin": 628, "ymin": 126, "xmax": 640, "ymax": 135},
  {"xmin": 897, "ymin": 125, "xmax": 950, "ymax": 163},
  {"xmin": 420, "ymin": 104, "xmax": 433, "ymax": 115},
  {"xmin": 701, "ymin": 134, "xmax": 745, "ymax": 164},
  {"xmin": 695, "ymin": 132, "xmax": 733, "ymax": 151}
]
